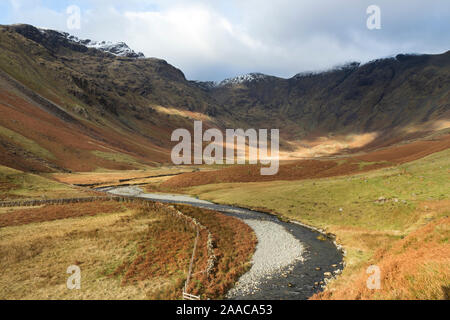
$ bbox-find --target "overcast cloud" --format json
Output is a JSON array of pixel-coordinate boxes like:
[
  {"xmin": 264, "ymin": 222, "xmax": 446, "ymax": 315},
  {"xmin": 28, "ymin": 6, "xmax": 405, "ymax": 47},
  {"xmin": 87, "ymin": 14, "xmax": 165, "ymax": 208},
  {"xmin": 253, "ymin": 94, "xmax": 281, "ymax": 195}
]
[{"xmin": 2, "ymin": 0, "xmax": 450, "ymax": 81}]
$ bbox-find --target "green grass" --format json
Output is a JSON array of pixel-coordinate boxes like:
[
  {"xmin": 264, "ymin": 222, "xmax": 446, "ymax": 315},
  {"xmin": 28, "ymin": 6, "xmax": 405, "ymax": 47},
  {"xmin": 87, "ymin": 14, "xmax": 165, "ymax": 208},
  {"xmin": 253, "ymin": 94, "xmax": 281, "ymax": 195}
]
[
  {"xmin": 0, "ymin": 125, "xmax": 55, "ymax": 160},
  {"xmin": 0, "ymin": 165, "xmax": 91, "ymax": 200},
  {"xmin": 91, "ymin": 151, "xmax": 149, "ymax": 169},
  {"xmin": 185, "ymin": 149, "xmax": 450, "ymax": 232},
  {"xmin": 357, "ymin": 160, "xmax": 389, "ymax": 170},
  {"xmin": 181, "ymin": 149, "xmax": 450, "ymax": 276}
]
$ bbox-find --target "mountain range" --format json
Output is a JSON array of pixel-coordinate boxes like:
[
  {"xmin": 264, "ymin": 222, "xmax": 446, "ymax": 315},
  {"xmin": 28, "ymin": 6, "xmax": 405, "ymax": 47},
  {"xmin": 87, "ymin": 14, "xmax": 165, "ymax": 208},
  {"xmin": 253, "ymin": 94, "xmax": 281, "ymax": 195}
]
[{"xmin": 0, "ymin": 23, "xmax": 448, "ymax": 173}]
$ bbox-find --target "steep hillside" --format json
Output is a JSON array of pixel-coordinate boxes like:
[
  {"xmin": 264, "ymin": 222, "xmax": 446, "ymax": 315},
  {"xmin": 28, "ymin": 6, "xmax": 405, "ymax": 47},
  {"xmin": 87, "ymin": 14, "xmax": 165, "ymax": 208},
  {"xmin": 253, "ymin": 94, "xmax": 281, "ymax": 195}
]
[
  {"xmin": 1, "ymin": 24, "xmax": 218, "ymax": 116},
  {"xmin": 0, "ymin": 24, "xmax": 221, "ymax": 172},
  {"xmin": 0, "ymin": 71, "xmax": 170, "ymax": 172},
  {"xmin": 204, "ymin": 55, "xmax": 450, "ymax": 146}
]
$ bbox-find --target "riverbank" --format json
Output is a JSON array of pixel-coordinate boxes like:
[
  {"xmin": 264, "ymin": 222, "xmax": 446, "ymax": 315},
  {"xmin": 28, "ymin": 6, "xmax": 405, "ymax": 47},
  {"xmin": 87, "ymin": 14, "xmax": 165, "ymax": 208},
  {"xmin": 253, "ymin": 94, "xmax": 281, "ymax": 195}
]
[{"xmin": 106, "ymin": 186, "xmax": 343, "ymax": 300}]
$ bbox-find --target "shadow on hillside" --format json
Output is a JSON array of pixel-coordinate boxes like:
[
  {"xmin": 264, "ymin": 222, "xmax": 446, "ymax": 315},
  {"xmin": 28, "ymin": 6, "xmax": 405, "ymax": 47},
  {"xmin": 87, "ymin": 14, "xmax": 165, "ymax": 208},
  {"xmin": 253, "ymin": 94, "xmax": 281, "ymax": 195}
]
[{"xmin": 443, "ymin": 286, "xmax": 450, "ymax": 300}]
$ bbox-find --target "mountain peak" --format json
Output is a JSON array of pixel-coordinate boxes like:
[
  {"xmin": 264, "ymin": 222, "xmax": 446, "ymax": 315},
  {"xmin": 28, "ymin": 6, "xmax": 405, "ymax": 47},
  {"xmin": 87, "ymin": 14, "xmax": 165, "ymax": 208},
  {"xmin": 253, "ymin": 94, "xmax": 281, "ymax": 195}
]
[
  {"xmin": 64, "ymin": 34, "xmax": 145, "ymax": 59},
  {"xmin": 10, "ymin": 24, "xmax": 144, "ymax": 59},
  {"xmin": 218, "ymin": 73, "xmax": 271, "ymax": 86}
]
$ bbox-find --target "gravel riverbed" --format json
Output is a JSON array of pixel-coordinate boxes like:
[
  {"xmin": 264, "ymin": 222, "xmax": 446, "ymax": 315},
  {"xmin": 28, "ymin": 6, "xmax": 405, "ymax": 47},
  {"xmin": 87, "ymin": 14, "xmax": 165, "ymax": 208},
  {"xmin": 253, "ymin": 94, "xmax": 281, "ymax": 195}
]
[{"xmin": 226, "ymin": 219, "xmax": 304, "ymax": 297}]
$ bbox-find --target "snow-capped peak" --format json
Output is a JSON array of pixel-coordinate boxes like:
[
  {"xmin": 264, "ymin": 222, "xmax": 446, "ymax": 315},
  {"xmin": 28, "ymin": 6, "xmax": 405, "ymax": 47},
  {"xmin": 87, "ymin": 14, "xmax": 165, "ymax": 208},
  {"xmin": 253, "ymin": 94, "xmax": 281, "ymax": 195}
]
[
  {"xmin": 218, "ymin": 73, "xmax": 270, "ymax": 86},
  {"xmin": 69, "ymin": 36, "xmax": 145, "ymax": 59},
  {"xmin": 38, "ymin": 28, "xmax": 145, "ymax": 59}
]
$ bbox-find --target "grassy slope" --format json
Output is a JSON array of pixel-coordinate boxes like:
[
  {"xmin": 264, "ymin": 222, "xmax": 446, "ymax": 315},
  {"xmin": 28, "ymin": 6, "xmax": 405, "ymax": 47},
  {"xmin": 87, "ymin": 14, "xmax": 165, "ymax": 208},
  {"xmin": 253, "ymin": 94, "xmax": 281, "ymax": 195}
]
[
  {"xmin": 0, "ymin": 200, "xmax": 256, "ymax": 300},
  {"xmin": 0, "ymin": 165, "xmax": 94, "ymax": 200},
  {"xmin": 50, "ymin": 167, "xmax": 195, "ymax": 186},
  {"xmin": 182, "ymin": 149, "xmax": 450, "ymax": 299},
  {"xmin": 0, "ymin": 26, "xmax": 174, "ymax": 172},
  {"xmin": 0, "ymin": 202, "xmax": 177, "ymax": 299},
  {"xmin": 0, "ymin": 87, "xmax": 166, "ymax": 172}
]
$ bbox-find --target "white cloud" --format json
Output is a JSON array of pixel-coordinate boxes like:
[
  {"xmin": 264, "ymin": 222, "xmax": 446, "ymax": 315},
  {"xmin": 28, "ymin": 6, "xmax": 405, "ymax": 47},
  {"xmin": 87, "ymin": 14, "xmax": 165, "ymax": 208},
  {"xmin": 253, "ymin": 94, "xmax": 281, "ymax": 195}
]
[{"xmin": 5, "ymin": 0, "xmax": 450, "ymax": 81}]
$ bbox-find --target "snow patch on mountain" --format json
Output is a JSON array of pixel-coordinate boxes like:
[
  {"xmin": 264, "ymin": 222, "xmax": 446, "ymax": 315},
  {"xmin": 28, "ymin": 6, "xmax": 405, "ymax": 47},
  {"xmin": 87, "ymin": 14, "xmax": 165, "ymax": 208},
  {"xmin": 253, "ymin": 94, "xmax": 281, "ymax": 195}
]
[
  {"xmin": 70, "ymin": 37, "xmax": 145, "ymax": 59},
  {"xmin": 38, "ymin": 28, "xmax": 145, "ymax": 59},
  {"xmin": 218, "ymin": 73, "xmax": 270, "ymax": 86},
  {"xmin": 293, "ymin": 62, "xmax": 361, "ymax": 79}
]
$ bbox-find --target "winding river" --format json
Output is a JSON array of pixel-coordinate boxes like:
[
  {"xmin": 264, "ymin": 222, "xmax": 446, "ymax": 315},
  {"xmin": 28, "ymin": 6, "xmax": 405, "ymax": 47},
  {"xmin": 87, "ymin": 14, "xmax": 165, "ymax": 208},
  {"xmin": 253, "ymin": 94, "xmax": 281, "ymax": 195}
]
[{"xmin": 100, "ymin": 186, "xmax": 343, "ymax": 300}]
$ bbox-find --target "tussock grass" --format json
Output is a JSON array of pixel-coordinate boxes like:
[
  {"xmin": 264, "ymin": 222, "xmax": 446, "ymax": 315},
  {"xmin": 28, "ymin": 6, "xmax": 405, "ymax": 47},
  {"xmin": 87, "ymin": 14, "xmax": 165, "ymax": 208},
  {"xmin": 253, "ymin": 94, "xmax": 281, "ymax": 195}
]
[
  {"xmin": 0, "ymin": 201, "xmax": 256, "ymax": 300},
  {"xmin": 51, "ymin": 167, "xmax": 194, "ymax": 186},
  {"xmin": 0, "ymin": 165, "xmax": 93, "ymax": 200},
  {"xmin": 0, "ymin": 201, "xmax": 125, "ymax": 227},
  {"xmin": 315, "ymin": 213, "xmax": 450, "ymax": 300},
  {"xmin": 0, "ymin": 204, "xmax": 151, "ymax": 299},
  {"xmin": 0, "ymin": 202, "xmax": 191, "ymax": 299}
]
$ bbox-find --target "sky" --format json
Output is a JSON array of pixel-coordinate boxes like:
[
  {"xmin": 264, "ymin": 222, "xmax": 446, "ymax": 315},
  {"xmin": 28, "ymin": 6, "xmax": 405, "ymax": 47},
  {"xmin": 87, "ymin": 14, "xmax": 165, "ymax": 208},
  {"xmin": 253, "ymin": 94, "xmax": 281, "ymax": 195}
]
[{"xmin": 1, "ymin": 0, "xmax": 449, "ymax": 81}]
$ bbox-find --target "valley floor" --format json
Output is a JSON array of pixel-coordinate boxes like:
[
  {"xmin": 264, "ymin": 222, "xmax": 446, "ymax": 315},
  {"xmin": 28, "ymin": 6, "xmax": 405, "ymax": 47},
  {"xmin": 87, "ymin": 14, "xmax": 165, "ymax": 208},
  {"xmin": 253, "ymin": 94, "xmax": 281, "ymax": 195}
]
[
  {"xmin": 173, "ymin": 149, "xmax": 450, "ymax": 299},
  {"xmin": 0, "ymin": 141, "xmax": 448, "ymax": 300}
]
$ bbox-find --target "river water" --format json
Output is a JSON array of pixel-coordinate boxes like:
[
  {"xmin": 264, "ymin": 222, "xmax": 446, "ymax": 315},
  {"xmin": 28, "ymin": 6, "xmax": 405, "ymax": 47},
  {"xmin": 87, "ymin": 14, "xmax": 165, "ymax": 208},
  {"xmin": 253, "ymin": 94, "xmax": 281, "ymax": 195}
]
[{"xmin": 100, "ymin": 186, "xmax": 343, "ymax": 300}]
